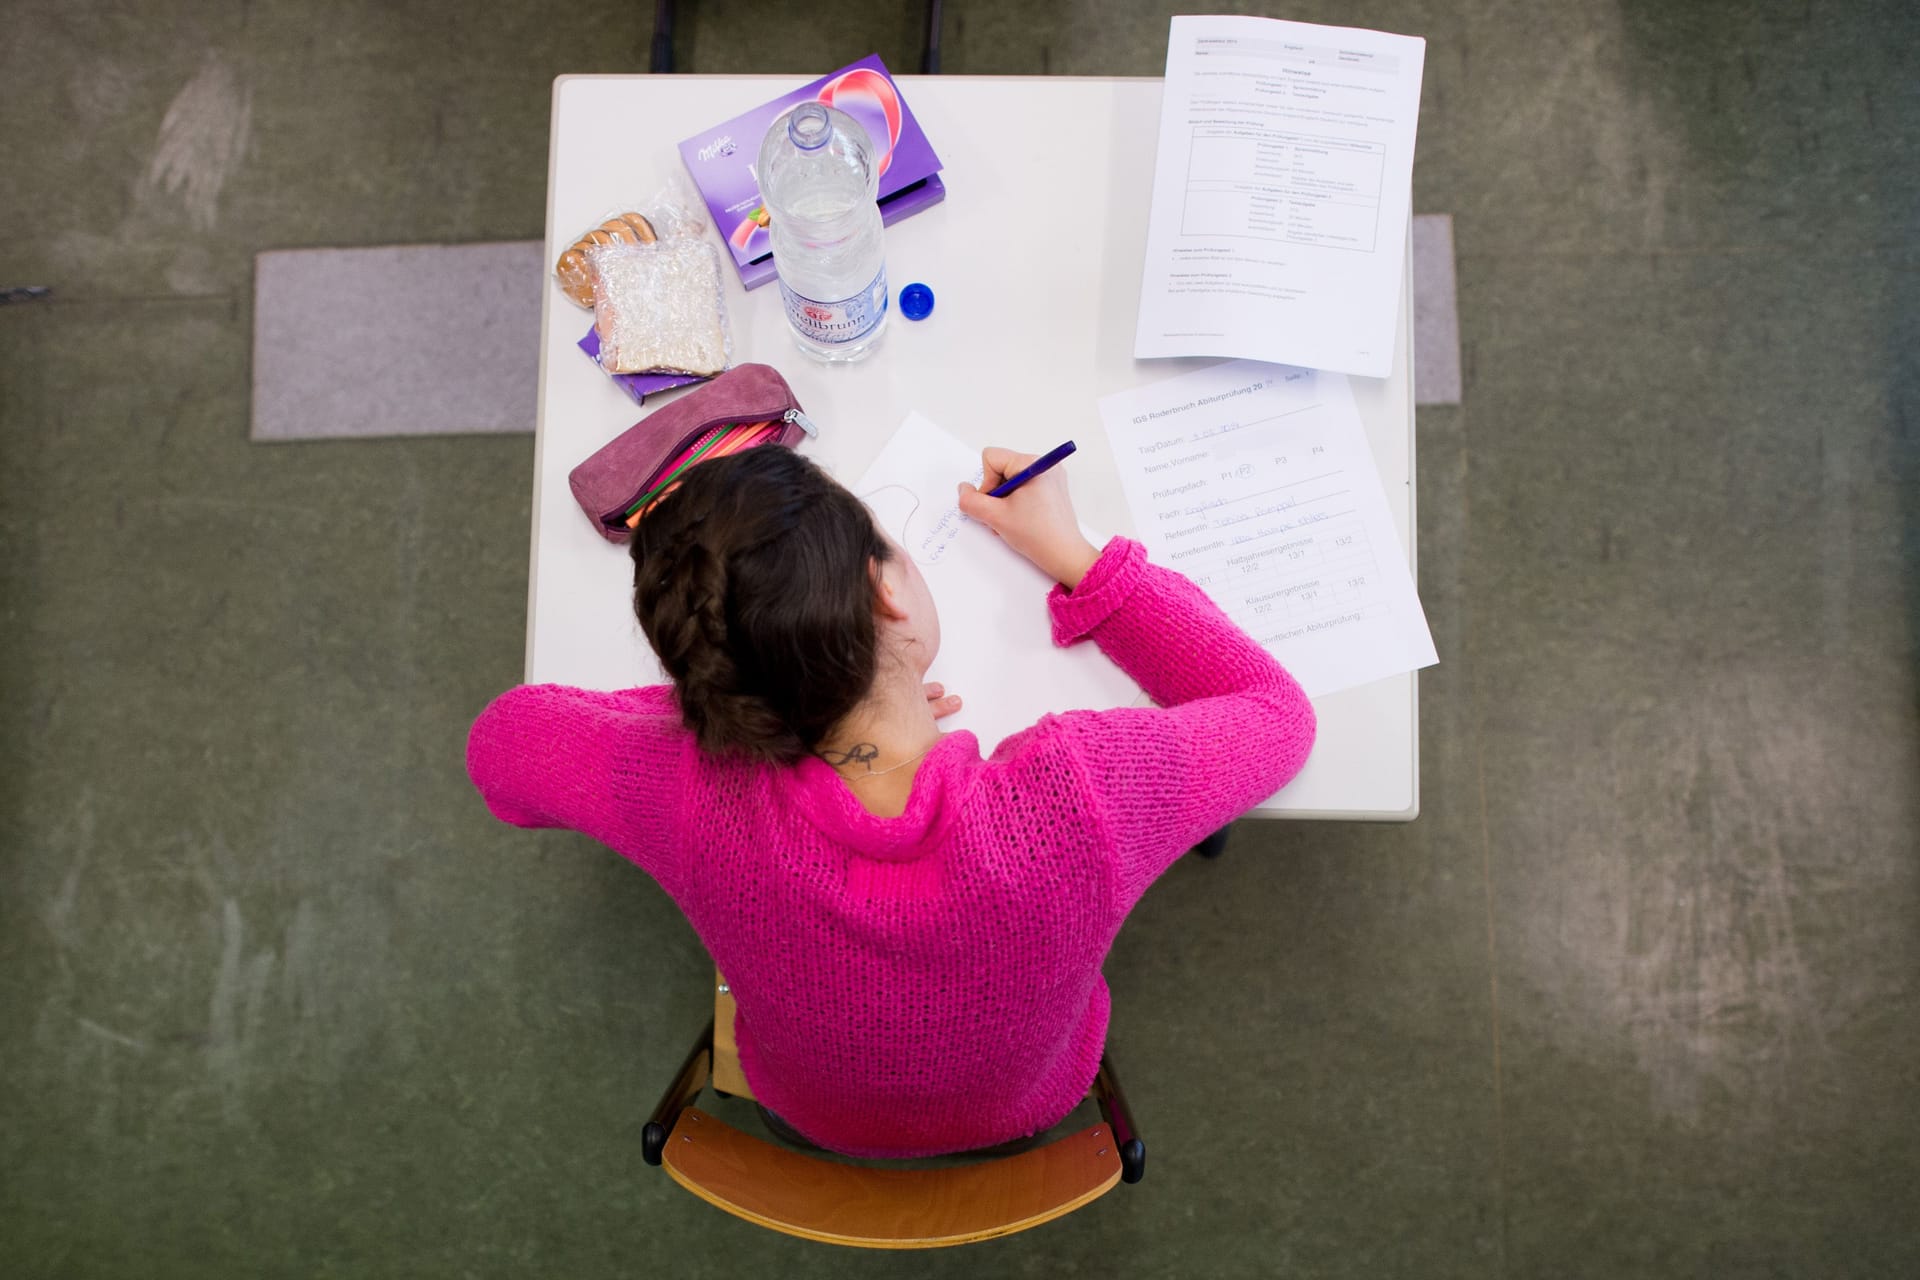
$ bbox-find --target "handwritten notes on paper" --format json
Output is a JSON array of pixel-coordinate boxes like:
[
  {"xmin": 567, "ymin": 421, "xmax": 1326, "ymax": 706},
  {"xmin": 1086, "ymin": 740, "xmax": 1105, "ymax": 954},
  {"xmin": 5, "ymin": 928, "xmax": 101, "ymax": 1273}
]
[
  {"xmin": 862, "ymin": 466, "xmax": 982, "ymax": 568},
  {"xmin": 1099, "ymin": 361, "xmax": 1436, "ymax": 697},
  {"xmin": 854, "ymin": 412, "xmax": 1142, "ymax": 753}
]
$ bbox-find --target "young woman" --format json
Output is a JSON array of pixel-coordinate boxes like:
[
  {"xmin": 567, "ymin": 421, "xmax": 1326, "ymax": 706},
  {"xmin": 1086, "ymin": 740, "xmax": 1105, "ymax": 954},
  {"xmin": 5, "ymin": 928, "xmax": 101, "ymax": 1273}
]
[{"xmin": 467, "ymin": 443, "xmax": 1315, "ymax": 1159}]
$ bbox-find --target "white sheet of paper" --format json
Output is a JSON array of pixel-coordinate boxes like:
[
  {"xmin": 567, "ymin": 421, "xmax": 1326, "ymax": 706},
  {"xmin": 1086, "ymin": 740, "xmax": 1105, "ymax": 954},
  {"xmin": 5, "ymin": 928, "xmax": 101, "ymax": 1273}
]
[
  {"xmin": 1100, "ymin": 361, "xmax": 1437, "ymax": 697},
  {"xmin": 853, "ymin": 412, "xmax": 1144, "ymax": 754},
  {"xmin": 1133, "ymin": 15, "xmax": 1427, "ymax": 377}
]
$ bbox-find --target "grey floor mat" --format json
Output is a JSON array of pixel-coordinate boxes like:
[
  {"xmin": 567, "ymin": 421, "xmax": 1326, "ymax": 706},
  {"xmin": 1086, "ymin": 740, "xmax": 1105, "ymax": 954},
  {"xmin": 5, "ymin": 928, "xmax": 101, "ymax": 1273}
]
[
  {"xmin": 1412, "ymin": 213, "xmax": 1463, "ymax": 405},
  {"xmin": 250, "ymin": 240, "xmax": 544, "ymax": 441}
]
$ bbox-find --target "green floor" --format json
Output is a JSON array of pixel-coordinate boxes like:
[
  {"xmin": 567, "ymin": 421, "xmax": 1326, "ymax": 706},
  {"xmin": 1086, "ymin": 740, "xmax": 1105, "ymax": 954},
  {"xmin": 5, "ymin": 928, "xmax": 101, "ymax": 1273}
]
[{"xmin": 3, "ymin": 1, "xmax": 1916, "ymax": 1276}]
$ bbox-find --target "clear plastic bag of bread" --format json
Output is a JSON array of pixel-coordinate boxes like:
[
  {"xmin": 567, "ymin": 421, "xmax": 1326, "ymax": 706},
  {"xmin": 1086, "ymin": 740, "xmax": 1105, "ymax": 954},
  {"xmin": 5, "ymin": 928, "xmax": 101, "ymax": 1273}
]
[{"xmin": 555, "ymin": 177, "xmax": 731, "ymax": 378}]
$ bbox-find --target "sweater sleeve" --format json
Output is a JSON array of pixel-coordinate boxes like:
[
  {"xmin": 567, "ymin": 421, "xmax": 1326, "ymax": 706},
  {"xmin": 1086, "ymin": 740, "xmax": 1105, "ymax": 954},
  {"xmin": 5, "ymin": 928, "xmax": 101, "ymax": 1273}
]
[
  {"xmin": 1045, "ymin": 538, "xmax": 1316, "ymax": 913},
  {"xmin": 465, "ymin": 683, "xmax": 690, "ymax": 887}
]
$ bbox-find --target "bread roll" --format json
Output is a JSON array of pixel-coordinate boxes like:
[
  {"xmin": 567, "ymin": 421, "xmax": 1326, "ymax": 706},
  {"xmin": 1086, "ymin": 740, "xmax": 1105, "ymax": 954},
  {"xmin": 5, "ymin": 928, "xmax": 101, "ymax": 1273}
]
[{"xmin": 556, "ymin": 212, "xmax": 659, "ymax": 307}]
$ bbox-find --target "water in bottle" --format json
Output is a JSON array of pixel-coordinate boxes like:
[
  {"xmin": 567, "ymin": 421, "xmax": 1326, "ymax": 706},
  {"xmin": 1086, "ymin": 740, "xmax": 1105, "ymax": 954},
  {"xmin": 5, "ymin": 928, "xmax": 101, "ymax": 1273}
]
[{"xmin": 757, "ymin": 101, "xmax": 888, "ymax": 362}]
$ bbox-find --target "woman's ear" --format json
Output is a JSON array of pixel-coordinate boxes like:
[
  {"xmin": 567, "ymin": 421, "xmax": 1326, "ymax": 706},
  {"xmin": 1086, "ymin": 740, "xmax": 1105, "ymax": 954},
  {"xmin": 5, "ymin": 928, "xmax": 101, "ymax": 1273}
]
[{"xmin": 871, "ymin": 555, "xmax": 911, "ymax": 622}]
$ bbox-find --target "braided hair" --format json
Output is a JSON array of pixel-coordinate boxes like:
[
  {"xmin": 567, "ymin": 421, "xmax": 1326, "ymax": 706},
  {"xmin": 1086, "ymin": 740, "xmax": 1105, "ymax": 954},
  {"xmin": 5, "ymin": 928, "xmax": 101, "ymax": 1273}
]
[{"xmin": 630, "ymin": 446, "xmax": 892, "ymax": 764}]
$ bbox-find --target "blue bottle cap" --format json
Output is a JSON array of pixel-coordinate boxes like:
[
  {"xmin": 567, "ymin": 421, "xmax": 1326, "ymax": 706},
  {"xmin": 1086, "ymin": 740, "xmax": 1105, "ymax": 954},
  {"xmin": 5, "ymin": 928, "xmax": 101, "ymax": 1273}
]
[{"xmin": 899, "ymin": 282, "xmax": 935, "ymax": 321}]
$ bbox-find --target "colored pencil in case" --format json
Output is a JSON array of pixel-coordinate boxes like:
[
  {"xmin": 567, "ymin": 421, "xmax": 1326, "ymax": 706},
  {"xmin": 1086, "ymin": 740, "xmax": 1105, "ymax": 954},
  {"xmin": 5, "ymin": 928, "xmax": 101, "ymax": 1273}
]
[
  {"xmin": 673, "ymin": 420, "xmax": 767, "ymax": 479},
  {"xmin": 625, "ymin": 422, "xmax": 782, "ymax": 526},
  {"xmin": 627, "ymin": 424, "xmax": 779, "ymax": 526},
  {"xmin": 662, "ymin": 421, "xmax": 739, "ymax": 477},
  {"xmin": 653, "ymin": 423, "xmax": 728, "ymax": 485},
  {"xmin": 706, "ymin": 420, "xmax": 779, "ymax": 459},
  {"xmin": 626, "ymin": 424, "xmax": 738, "ymax": 516},
  {"xmin": 627, "ymin": 484, "xmax": 680, "ymax": 527},
  {"xmin": 654, "ymin": 420, "xmax": 775, "ymax": 492},
  {"xmin": 648, "ymin": 419, "xmax": 757, "ymax": 491},
  {"xmin": 628, "ymin": 430, "xmax": 722, "ymax": 512},
  {"xmin": 677, "ymin": 421, "xmax": 772, "ymax": 475}
]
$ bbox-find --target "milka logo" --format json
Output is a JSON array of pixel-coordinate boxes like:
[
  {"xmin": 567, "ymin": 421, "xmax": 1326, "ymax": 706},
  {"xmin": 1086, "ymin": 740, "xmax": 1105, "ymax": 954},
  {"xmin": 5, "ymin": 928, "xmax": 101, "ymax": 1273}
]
[{"xmin": 698, "ymin": 134, "xmax": 736, "ymax": 162}]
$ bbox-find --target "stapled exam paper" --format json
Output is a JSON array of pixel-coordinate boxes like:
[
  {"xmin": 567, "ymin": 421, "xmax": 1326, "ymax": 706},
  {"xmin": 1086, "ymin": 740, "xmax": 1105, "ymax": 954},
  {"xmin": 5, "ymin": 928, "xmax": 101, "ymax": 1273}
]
[{"xmin": 1134, "ymin": 16, "xmax": 1426, "ymax": 377}]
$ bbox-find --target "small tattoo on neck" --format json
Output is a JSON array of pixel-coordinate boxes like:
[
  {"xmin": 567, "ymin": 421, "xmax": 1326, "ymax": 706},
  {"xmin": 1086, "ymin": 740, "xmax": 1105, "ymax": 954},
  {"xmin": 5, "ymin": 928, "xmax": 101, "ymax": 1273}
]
[{"xmin": 817, "ymin": 742, "xmax": 881, "ymax": 772}]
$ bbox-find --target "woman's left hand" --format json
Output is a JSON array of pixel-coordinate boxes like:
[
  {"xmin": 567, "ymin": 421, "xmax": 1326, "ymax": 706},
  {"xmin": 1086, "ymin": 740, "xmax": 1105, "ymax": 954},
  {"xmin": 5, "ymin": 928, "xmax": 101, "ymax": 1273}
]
[{"xmin": 923, "ymin": 682, "xmax": 963, "ymax": 719}]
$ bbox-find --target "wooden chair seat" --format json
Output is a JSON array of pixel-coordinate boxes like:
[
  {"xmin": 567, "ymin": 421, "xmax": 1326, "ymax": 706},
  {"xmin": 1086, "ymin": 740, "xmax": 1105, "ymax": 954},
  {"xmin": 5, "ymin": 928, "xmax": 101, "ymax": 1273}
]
[{"xmin": 641, "ymin": 972, "xmax": 1146, "ymax": 1248}]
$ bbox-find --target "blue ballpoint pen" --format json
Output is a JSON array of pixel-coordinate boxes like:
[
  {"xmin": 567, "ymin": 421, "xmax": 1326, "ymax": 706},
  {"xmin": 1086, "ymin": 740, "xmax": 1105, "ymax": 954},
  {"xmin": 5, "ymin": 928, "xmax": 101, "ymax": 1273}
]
[{"xmin": 985, "ymin": 440, "xmax": 1077, "ymax": 498}]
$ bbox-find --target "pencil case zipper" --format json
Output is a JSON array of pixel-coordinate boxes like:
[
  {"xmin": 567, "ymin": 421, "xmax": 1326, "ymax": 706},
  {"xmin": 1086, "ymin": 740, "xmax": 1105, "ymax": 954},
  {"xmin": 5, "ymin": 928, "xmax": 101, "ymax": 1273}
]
[{"xmin": 600, "ymin": 405, "xmax": 819, "ymax": 529}]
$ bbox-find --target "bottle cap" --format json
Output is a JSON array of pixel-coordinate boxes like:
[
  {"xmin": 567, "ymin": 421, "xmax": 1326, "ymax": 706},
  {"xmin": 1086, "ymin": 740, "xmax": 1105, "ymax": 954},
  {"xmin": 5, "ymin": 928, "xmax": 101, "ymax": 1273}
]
[{"xmin": 899, "ymin": 282, "xmax": 935, "ymax": 321}]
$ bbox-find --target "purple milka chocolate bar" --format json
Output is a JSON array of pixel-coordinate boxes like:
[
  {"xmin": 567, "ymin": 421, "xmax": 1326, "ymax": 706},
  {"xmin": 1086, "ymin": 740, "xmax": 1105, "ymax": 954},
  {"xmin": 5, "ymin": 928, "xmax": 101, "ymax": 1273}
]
[
  {"xmin": 578, "ymin": 326, "xmax": 710, "ymax": 405},
  {"xmin": 678, "ymin": 54, "xmax": 946, "ymax": 291}
]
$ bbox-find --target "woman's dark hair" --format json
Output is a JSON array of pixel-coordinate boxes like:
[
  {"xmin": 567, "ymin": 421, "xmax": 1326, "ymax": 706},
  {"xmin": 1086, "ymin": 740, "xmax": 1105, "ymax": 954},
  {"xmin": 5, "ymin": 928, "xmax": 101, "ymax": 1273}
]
[{"xmin": 630, "ymin": 446, "xmax": 891, "ymax": 764}]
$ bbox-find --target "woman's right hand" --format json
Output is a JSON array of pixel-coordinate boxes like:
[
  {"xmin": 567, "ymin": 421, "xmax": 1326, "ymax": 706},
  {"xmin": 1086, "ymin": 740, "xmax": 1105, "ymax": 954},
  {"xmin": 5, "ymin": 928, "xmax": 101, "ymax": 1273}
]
[{"xmin": 956, "ymin": 447, "xmax": 1101, "ymax": 589}]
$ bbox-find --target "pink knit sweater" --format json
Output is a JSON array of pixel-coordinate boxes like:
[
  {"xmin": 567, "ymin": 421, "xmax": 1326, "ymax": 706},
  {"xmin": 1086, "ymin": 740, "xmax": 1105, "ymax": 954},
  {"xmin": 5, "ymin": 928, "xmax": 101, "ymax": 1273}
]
[{"xmin": 467, "ymin": 537, "xmax": 1315, "ymax": 1158}]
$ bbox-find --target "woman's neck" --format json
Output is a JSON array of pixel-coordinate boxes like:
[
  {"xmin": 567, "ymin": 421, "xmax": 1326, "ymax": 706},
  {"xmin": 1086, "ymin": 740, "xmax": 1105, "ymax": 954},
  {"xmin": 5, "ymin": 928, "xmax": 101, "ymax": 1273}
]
[{"xmin": 814, "ymin": 669, "xmax": 942, "ymax": 818}]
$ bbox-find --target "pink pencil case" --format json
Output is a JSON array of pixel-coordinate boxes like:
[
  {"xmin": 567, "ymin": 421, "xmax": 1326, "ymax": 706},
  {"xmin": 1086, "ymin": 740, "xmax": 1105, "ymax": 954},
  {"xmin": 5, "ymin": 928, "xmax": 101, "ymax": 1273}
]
[{"xmin": 568, "ymin": 363, "xmax": 818, "ymax": 544}]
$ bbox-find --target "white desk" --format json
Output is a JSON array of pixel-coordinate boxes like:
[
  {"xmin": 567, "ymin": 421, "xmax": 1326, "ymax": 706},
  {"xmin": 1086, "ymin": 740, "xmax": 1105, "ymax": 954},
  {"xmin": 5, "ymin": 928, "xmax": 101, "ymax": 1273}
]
[{"xmin": 530, "ymin": 75, "xmax": 1420, "ymax": 820}]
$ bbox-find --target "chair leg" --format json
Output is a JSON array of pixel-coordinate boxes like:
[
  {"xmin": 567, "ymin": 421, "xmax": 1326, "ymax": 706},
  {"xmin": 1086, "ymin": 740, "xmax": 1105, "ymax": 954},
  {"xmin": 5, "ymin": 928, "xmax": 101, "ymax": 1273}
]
[
  {"xmin": 922, "ymin": 0, "xmax": 944, "ymax": 74},
  {"xmin": 1091, "ymin": 1055, "xmax": 1147, "ymax": 1184},
  {"xmin": 650, "ymin": 0, "xmax": 676, "ymax": 73},
  {"xmin": 1191, "ymin": 827, "xmax": 1231, "ymax": 859},
  {"xmin": 643, "ymin": 1017, "xmax": 714, "ymax": 1166}
]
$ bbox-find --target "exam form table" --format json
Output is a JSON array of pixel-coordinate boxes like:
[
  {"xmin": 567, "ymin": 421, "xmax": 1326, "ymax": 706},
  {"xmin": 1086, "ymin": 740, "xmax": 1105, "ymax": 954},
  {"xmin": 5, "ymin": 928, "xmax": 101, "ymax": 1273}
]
[{"xmin": 526, "ymin": 74, "xmax": 1421, "ymax": 820}]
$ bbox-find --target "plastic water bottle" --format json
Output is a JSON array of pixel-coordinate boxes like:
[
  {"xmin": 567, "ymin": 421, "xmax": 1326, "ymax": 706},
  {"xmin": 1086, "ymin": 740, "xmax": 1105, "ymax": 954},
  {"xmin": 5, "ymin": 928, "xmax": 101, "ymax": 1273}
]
[{"xmin": 757, "ymin": 102, "xmax": 888, "ymax": 362}]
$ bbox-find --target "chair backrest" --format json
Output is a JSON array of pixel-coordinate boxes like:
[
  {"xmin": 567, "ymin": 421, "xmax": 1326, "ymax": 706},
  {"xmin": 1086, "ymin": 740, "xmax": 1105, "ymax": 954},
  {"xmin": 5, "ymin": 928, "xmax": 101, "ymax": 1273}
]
[
  {"xmin": 659, "ymin": 1106, "xmax": 1124, "ymax": 1248},
  {"xmin": 641, "ymin": 972, "xmax": 1141, "ymax": 1247},
  {"xmin": 711, "ymin": 976, "xmax": 753, "ymax": 1098}
]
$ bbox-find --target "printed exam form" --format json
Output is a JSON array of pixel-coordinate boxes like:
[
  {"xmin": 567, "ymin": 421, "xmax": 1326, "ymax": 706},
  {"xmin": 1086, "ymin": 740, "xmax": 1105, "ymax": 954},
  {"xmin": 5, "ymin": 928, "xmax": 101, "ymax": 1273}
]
[
  {"xmin": 1099, "ymin": 360, "xmax": 1437, "ymax": 698},
  {"xmin": 1133, "ymin": 16, "xmax": 1426, "ymax": 378}
]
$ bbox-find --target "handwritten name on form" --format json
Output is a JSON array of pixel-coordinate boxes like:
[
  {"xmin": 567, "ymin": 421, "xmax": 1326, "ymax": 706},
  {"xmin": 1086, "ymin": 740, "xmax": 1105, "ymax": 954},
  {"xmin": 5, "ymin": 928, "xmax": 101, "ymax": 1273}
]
[{"xmin": 1101, "ymin": 360, "xmax": 1436, "ymax": 697}]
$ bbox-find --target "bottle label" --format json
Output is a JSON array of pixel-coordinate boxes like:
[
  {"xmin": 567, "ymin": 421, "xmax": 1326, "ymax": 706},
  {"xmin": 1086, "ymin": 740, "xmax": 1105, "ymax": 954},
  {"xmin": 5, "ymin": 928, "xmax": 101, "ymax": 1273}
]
[{"xmin": 778, "ymin": 266, "xmax": 888, "ymax": 347}]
